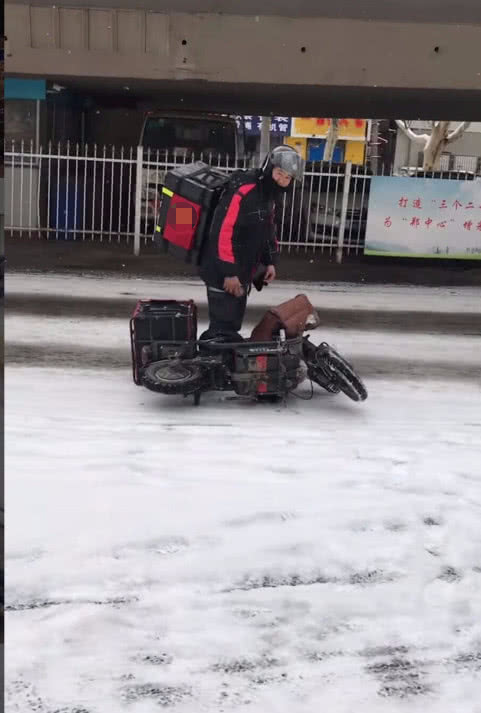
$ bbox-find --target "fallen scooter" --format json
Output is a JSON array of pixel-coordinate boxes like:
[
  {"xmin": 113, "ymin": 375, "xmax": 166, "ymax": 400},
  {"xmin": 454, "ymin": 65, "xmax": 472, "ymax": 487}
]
[{"xmin": 130, "ymin": 294, "xmax": 367, "ymax": 405}]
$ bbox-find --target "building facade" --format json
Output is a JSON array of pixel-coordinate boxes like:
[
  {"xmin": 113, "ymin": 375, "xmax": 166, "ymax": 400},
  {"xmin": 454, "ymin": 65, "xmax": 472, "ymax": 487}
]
[{"xmin": 393, "ymin": 122, "xmax": 481, "ymax": 174}]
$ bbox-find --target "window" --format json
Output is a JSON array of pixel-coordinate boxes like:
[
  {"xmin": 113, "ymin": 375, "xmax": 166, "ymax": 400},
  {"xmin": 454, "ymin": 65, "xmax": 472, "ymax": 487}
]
[
  {"xmin": 453, "ymin": 155, "xmax": 478, "ymax": 173},
  {"xmin": 440, "ymin": 153, "xmax": 451, "ymax": 171}
]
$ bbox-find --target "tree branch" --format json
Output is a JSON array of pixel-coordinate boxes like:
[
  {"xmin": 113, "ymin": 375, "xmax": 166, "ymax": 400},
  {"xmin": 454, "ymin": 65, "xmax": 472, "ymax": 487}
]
[
  {"xmin": 446, "ymin": 122, "xmax": 471, "ymax": 143},
  {"xmin": 395, "ymin": 120, "xmax": 428, "ymax": 143}
]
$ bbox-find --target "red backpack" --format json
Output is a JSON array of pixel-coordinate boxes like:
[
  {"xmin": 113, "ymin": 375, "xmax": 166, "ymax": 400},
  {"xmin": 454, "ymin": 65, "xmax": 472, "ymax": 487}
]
[{"xmin": 155, "ymin": 161, "xmax": 231, "ymax": 265}]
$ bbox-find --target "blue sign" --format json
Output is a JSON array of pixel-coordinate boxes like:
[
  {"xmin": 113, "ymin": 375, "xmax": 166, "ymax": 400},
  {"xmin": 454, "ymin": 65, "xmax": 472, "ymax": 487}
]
[
  {"xmin": 308, "ymin": 139, "xmax": 344, "ymax": 163},
  {"xmin": 4, "ymin": 79, "xmax": 46, "ymax": 100},
  {"xmin": 236, "ymin": 116, "xmax": 291, "ymax": 136}
]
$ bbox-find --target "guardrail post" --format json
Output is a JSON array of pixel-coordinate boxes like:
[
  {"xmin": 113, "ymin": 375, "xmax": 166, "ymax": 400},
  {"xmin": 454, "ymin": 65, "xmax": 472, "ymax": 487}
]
[
  {"xmin": 133, "ymin": 145, "xmax": 143, "ymax": 256},
  {"xmin": 336, "ymin": 161, "xmax": 352, "ymax": 264}
]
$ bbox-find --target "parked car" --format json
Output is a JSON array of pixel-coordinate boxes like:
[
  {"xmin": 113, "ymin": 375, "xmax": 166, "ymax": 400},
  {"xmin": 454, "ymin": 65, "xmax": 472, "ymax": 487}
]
[
  {"xmin": 307, "ymin": 162, "xmax": 372, "ymax": 243},
  {"xmin": 310, "ymin": 202, "xmax": 369, "ymax": 242}
]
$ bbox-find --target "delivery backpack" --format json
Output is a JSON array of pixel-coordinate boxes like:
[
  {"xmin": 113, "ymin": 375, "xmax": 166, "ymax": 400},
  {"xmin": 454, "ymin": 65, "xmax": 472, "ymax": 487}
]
[{"xmin": 155, "ymin": 161, "xmax": 231, "ymax": 265}]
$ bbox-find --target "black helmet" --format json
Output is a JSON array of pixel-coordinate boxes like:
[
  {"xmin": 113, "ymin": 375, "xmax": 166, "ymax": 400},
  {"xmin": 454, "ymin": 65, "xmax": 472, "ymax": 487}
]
[{"xmin": 262, "ymin": 145, "xmax": 305, "ymax": 181}]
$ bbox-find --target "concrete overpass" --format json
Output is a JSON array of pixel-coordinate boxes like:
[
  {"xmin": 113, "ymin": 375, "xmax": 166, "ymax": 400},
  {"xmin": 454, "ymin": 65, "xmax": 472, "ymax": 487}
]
[{"xmin": 5, "ymin": 0, "xmax": 481, "ymax": 118}]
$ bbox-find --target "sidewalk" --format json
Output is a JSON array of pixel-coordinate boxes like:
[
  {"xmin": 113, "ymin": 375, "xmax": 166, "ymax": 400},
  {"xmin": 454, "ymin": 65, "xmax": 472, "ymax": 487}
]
[
  {"xmin": 6, "ymin": 235, "xmax": 481, "ymax": 286},
  {"xmin": 6, "ymin": 271, "xmax": 481, "ymax": 335}
]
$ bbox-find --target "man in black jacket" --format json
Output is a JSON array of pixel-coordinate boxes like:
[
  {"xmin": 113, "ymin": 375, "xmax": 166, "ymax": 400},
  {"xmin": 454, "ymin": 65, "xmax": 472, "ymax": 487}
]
[{"xmin": 199, "ymin": 145, "xmax": 304, "ymax": 340}]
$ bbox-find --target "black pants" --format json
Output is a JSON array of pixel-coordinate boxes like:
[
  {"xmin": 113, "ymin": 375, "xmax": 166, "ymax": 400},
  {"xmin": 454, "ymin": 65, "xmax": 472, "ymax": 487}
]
[{"xmin": 200, "ymin": 286, "xmax": 247, "ymax": 341}]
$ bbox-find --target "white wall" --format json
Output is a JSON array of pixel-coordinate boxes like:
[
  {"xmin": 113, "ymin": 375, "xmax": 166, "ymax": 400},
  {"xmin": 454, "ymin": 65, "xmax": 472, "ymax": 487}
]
[{"xmin": 4, "ymin": 165, "xmax": 40, "ymax": 229}]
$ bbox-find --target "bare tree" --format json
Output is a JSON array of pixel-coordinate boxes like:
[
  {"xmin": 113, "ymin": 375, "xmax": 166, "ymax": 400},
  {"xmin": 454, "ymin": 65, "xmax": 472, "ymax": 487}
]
[
  {"xmin": 395, "ymin": 120, "xmax": 471, "ymax": 171},
  {"xmin": 323, "ymin": 118, "xmax": 340, "ymax": 161}
]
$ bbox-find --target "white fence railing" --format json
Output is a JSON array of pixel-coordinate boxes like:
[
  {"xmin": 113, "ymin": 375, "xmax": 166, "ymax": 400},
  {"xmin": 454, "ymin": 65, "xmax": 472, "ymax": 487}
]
[{"xmin": 4, "ymin": 141, "xmax": 479, "ymax": 259}]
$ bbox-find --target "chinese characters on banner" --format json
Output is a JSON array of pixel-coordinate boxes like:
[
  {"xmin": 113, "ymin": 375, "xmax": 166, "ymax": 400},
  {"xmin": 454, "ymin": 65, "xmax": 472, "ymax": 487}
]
[
  {"xmin": 365, "ymin": 177, "xmax": 481, "ymax": 259},
  {"xmin": 235, "ymin": 116, "xmax": 292, "ymax": 136}
]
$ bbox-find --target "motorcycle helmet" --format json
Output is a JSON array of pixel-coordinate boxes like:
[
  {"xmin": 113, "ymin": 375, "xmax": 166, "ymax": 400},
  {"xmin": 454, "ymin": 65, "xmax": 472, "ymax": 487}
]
[{"xmin": 261, "ymin": 145, "xmax": 305, "ymax": 182}]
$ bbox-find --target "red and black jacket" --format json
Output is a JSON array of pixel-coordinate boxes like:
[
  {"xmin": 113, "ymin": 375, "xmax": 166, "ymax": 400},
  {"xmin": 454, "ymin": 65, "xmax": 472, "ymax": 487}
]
[{"xmin": 199, "ymin": 169, "xmax": 279, "ymax": 289}]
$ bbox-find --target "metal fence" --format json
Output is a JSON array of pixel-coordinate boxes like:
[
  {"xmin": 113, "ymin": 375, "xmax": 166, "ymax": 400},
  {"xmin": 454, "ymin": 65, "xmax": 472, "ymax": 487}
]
[
  {"xmin": 4, "ymin": 141, "xmax": 479, "ymax": 259},
  {"xmin": 4, "ymin": 142, "xmax": 251, "ymax": 255}
]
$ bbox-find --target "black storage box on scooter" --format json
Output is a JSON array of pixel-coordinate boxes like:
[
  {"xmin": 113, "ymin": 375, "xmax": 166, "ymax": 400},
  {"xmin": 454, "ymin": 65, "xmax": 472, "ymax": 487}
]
[
  {"xmin": 155, "ymin": 162, "xmax": 230, "ymax": 264},
  {"xmin": 130, "ymin": 299, "xmax": 198, "ymax": 385}
]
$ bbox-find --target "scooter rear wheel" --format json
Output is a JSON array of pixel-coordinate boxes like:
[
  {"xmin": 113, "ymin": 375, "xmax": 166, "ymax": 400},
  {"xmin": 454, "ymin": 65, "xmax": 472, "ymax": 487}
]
[{"xmin": 142, "ymin": 360, "xmax": 206, "ymax": 395}]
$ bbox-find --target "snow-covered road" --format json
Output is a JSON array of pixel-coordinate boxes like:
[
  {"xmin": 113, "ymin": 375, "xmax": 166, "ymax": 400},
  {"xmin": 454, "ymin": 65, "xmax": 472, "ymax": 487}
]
[
  {"xmin": 5, "ymin": 276, "xmax": 481, "ymax": 713},
  {"xmin": 6, "ymin": 272, "xmax": 481, "ymax": 314}
]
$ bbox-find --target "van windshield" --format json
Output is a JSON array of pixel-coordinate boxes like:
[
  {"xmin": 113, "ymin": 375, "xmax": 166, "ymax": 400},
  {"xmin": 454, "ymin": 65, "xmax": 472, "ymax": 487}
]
[{"xmin": 142, "ymin": 117, "xmax": 236, "ymax": 157}]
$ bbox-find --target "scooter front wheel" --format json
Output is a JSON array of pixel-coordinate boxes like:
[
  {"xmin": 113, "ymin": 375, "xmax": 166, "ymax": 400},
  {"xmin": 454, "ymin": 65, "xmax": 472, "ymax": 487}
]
[
  {"xmin": 304, "ymin": 340, "xmax": 368, "ymax": 402},
  {"xmin": 319, "ymin": 344, "xmax": 368, "ymax": 402}
]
